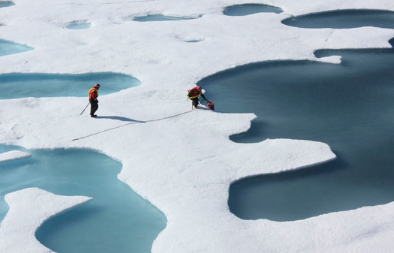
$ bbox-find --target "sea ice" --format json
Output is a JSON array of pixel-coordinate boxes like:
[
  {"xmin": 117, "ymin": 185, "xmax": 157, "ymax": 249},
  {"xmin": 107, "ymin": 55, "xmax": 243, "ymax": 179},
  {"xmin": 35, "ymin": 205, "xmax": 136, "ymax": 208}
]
[
  {"xmin": 0, "ymin": 0, "xmax": 394, "ymax": 252},
  {"xmin": 0, "ymin": 188, "xmax": 91, "ymax": 253},
  {"xmin": 0, "ymin": 150, "xmax": 30, "ymax": 162}
]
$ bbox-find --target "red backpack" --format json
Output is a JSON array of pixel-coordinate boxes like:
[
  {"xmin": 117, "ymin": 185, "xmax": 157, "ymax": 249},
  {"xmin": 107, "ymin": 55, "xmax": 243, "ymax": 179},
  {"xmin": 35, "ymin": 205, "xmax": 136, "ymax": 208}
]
[{"xmin": 187, "ymin": 87, "xmax": 202, "ymax": 99}]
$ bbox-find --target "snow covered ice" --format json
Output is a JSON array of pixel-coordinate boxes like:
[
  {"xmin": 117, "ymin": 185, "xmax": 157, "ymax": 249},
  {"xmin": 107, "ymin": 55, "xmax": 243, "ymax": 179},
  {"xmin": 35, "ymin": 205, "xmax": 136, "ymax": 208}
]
[
  {"xmin": 0, "ymin": 150, "xmax": 30, "ymax": 162},
  {"xmin": 0, "ymin": 0, "xmax": 394, "ymax": 252},
  {"xmin": 65, "ymin": 20, "xmax": 91, "ymax": 30},
  {"xmin": 0, "ymin": 188, "xmax": 91, "ymax": 253}
]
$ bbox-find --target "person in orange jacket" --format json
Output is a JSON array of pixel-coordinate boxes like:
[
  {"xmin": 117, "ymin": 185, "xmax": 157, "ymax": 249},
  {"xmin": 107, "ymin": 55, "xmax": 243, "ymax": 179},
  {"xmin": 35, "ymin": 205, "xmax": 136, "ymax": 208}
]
[
  {"xmin": 89, "ymin": 84, "xmax": 100, "ymax": 117},
  {"xmin": 187, "ymin": 86, "xmax": 207, "ymax": 109}
]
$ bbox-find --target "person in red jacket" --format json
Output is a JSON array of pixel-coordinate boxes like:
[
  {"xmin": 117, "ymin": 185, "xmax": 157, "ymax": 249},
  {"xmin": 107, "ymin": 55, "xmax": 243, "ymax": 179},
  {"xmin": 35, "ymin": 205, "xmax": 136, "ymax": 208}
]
[
  {"xmin": 89, "ymin": 84, "xmax": 100, "ymax": 117},
  {"xmin": 187, "ymin": 86, "xmax": 206, "ymax": 109}
]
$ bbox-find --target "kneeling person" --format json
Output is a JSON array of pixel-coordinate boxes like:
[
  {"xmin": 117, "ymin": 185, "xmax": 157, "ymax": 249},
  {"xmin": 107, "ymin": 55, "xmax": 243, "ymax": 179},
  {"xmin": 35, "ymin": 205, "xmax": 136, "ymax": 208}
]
[{"xmin": 187, "ymin": 86, "xmax": 206, "ymax": 109}]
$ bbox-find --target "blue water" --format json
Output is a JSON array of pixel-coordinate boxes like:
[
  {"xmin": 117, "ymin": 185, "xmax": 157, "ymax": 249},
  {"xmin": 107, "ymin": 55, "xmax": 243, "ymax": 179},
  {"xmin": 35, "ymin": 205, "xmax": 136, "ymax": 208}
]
[
  {"xmin": 0, "ymin": 145, "xmax": 166, "ymax": 253},
  {"xmin": 66, "ymin": 21, "xmax": 91, "ymax": 29},
  {"xmin": 133, "ymin": 14, "xmax": 198, "ymax": 22},
  {"xmin": 198, "ymin": 44, "xmax": 394, "ymax": 221},
  {"xmin": 0, "ymin": 1, "xmax": 14, "ymax": 8},
  {"xmin": 0, "ymin": 73, "xmax": 140, "ymax": 99},
  {"xmin": 0, "ymin": 39, "xmax": 33, "ymax": 57},
  {"xmin": 223, "ymin": 4, "xmax": 283, "ymax": 16},
  {"xmin": 282, "ymin": 10, "xmax": 394, "ymax": 29}
]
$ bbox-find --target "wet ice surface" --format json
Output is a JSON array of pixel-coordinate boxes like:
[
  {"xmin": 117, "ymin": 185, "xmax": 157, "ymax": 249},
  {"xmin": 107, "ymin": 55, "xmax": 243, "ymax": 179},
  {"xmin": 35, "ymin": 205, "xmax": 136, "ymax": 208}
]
[
  {"xmin": 282, "ymin": 10, "xmax": 394, "ymax": 29},
  {"xmin": 0, "ymin": 73, "xmax": 140, "ymax": 99},
  {"xmin": 184, "ymin": 39, "xmax": 202, "ymax": 43},
  {"xmin": 200, "ymin": 46, "xmax": 394, "ymax": 221},
  {"xmin": 223, "ymin": 4, "xmax": 283, "ymax": 16},
  {"xmin": 133, "ymin": 14, "xmax": 199, "ymax": 22},
  {"xmin": 0, "ymin": 39, "xmax": 33, "ymax": 57},
  {"xmin": 0, "ymin": 145, "xmax": 166, "ymax": 253},
  {"xmin": 66, "ymin": 21, "xmax": 91, "ymax": 29}
]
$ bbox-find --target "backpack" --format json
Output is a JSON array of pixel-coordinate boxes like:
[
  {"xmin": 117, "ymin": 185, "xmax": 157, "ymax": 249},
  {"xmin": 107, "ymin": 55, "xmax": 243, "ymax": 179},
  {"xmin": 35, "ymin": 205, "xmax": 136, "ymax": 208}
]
[{"xmin": 187, "ymin": 87, "xmax": 202, "ymax": 99}]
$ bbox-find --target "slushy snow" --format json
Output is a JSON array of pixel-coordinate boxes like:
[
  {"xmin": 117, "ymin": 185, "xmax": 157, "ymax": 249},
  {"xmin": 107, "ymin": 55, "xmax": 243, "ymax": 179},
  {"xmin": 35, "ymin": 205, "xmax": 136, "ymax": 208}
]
[{"xmin": 0, "ymin": 0, "xmax": 394, "ymax": 252}]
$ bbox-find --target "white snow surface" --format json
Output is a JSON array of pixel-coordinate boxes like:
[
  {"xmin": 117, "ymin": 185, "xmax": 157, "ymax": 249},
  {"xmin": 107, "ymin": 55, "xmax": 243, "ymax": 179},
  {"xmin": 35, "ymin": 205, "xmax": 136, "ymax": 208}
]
[
  {"xmin": 0, "ymin": 150, "xmax": 31, "ymax": 162},
  {"xmin": 0, "ymin": 188, "xmax": 91, "ymax": 253},
  {"xmin": 0, "ymin": 0, "xmax": 393, "ymax": 252}
]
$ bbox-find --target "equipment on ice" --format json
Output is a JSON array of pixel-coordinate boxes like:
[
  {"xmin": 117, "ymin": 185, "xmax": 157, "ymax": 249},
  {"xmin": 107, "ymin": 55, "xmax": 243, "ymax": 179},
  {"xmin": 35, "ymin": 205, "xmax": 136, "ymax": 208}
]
[
  {"xmin": 80, "ymin": 102, "xmax": 90, "ymax": 115},
  {"xmin": 206, "ymin": 100, "xmax": 214, "ymax": 110}
]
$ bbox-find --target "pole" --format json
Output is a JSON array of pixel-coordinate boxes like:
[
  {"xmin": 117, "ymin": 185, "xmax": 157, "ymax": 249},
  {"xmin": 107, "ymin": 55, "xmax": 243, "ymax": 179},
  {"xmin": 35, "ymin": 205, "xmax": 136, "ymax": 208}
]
[{"xmin": 80, "ymin": 102, "xmax": 90, "ymax": 115}]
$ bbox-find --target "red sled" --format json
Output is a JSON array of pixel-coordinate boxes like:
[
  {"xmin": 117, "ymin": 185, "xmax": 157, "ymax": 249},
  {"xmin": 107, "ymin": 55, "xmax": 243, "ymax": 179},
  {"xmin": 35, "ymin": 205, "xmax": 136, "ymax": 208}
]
[{"xmin": 207, "ymin": 101, "xmax": 214, "ymax": 110}]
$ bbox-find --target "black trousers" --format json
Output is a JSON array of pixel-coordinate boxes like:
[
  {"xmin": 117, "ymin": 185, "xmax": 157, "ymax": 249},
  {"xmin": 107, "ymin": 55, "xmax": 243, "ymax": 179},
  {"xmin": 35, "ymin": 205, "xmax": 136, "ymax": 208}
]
[
  {"xmin": 191, "ymin": 97, "xmax": 199, "ymax": 108},
  {"xmin": 90, "ymin": 99, "xmax": 98, "ymax": 116}
]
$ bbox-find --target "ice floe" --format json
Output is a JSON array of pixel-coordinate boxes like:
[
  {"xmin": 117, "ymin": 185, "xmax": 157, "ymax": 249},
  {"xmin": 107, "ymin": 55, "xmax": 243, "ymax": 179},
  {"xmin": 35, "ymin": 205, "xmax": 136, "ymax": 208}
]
[
  {"xmin": 0, "ymin": 188, "xmax": 91, "ymax": 253},
  {"xmin": 0, "ymin": 0, "xmax": 394, "ymax": 252},
  {"xmin": 0, "ymin": 150, "xmax": 30, "ymax": 162}
]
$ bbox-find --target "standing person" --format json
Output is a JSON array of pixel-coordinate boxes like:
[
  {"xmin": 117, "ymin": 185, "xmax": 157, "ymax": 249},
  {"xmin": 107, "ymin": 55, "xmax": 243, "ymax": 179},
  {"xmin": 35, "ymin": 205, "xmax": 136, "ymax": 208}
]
[
  {"xmin": 89, "ymin": 84, "xmax": 100, "ymax": 118},
  {"xmin": 187, "ymin": 86, "xmax": 206, "ymax": 109}
]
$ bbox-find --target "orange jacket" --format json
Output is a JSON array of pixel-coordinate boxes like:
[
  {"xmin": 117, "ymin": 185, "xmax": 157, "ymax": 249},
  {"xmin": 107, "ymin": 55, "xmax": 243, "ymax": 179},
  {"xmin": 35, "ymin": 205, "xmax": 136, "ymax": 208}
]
[{"xmin": 89, "ymin": 88, "xmax": 98, "ymax": 100}]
